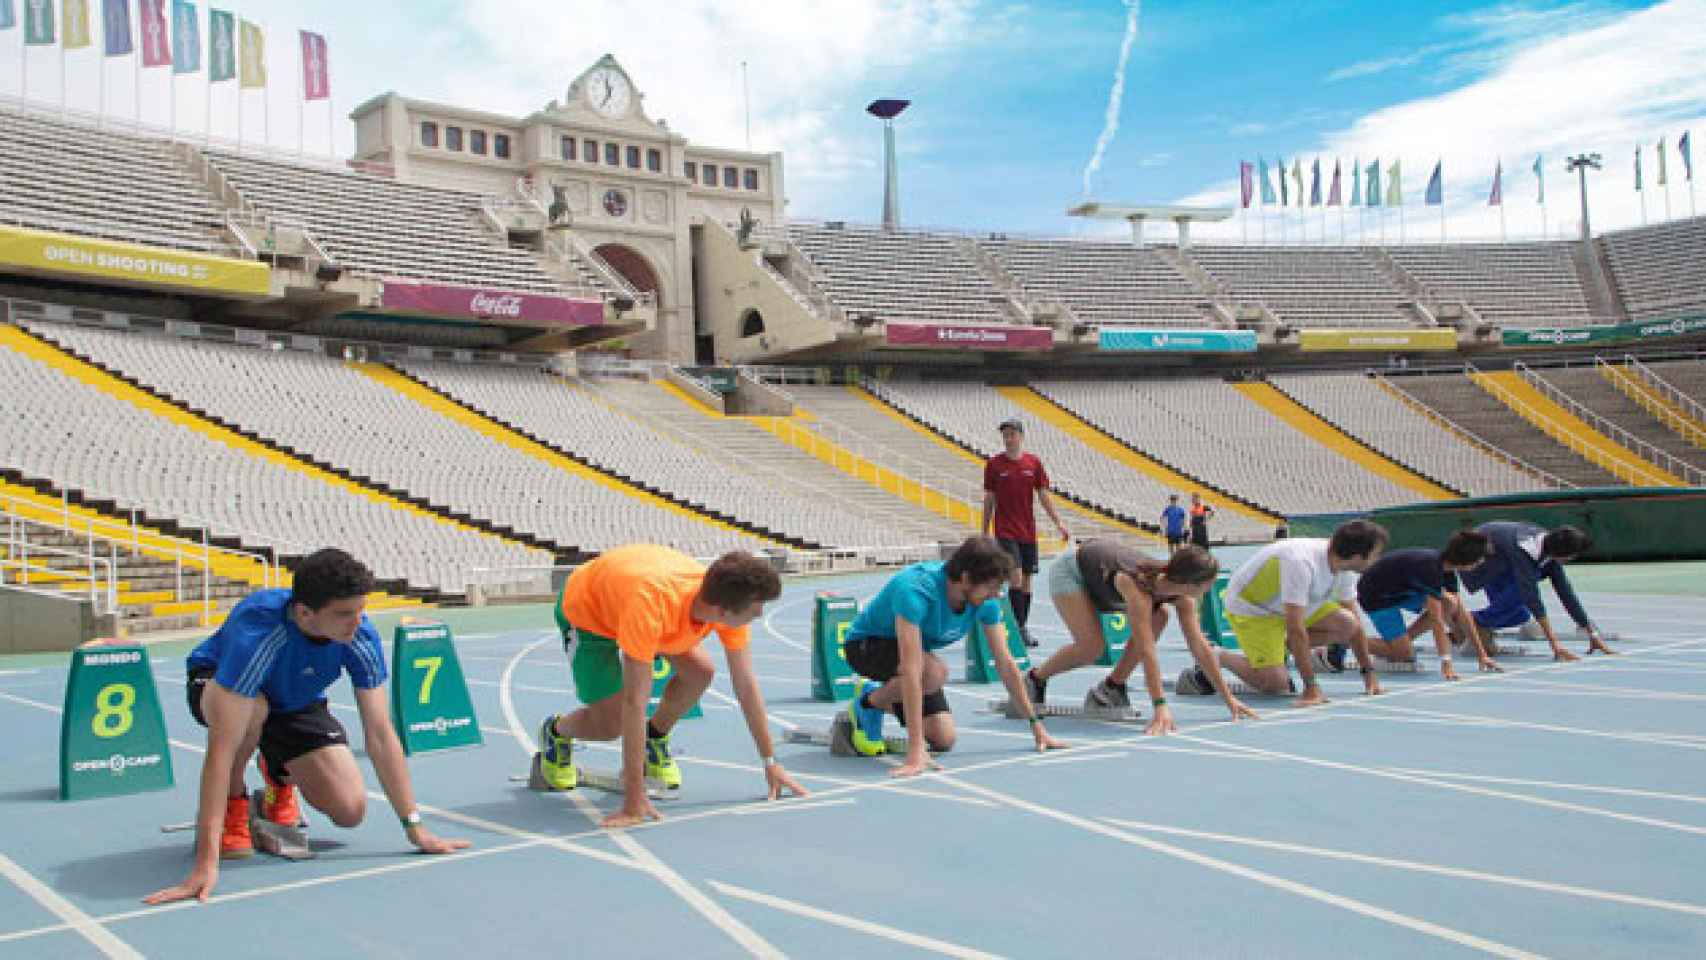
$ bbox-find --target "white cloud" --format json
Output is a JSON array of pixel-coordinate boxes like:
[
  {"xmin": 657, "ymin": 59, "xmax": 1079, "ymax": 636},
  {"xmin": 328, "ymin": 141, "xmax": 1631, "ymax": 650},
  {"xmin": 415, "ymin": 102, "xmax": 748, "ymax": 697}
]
[
  {"xmin": 1325, "ymin": 43, "xmax": 1453, "ymax": 84},
  {"xmin": 1180, "ymin": 0, "xmax": 1706, "ymax": 242},
  {"xmin": 441, "ymin": 0, "xmax": 993, "ymax": 213}
]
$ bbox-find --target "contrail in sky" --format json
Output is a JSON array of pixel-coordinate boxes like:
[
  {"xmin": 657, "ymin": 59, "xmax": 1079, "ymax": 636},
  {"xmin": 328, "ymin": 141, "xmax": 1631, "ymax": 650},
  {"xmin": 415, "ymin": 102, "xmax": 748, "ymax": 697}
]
[{"xmin": 1082, "ymin": 0, "xmax": 1142, "ymax": 197}]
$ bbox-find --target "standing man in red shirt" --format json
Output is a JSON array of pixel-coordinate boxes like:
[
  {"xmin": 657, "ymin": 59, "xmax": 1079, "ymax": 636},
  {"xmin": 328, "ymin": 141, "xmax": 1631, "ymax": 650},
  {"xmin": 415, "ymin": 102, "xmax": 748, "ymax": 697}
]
[{"xmin": 982, "ymin": 419, "xmax": 1070, "ymax": 647}]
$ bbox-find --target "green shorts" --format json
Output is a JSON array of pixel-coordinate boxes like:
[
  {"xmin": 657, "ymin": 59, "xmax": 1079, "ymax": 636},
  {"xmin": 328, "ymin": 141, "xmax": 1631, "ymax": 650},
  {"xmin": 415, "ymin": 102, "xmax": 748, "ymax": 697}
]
[
  {"xmin": 559, "ymin": 613, "xmax": 628, "ymax": 706},
  {"xmin": 1226, "ymin": 602, "xmax": 1342, "ymax": 670}
]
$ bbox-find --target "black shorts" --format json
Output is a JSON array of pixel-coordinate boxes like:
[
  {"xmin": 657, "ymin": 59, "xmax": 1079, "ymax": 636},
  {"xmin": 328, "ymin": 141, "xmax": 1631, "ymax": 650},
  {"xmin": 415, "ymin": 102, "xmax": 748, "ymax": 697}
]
[
  {"xmin": 843, "ymin": 637, "xmax": 950, "ymax": 724},
  {"xmin": 187, "ymin": 666, "xmax": 350, "ymax": 774},
  {"xmin": 1166, "ymin": 534, "xmax": 1186, "ymax": 548},
  {"xmin": 997, "ymin": 538, "xmax": 1039, "ymax": 576}
]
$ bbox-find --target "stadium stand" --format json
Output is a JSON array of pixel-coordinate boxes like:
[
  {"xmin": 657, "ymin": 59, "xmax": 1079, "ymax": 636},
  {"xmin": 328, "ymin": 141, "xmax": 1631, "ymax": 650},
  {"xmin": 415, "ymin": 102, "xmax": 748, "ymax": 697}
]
[
  {"xmin": 1270, "ymin": 371, "xmax": 1555, "ymax": 496},
  {"xmin": 1599, "ymin": 215, "xmax": 1706, "ymax": 320},
  {"xmin": 979, "ymin": 238, "xmax": 1209, "ymax": 326},
  {"xmin": 1184, "ymin": 245, "xmax": 1411, "ymax": 327},
  {"xmin": 869, "ymin": 379, "xmax": 1271, "ymax": 541},
  {"xmin": 1386, "ymin": 242, "xmax": 1594, "ymax": 327},
  {"xmin": 1385, "ymin": 370, "xmax": 1623, "ymax": 487},
  {"xmin": 20, "ymin": 319, "xmax": 766, "ymax": 562},
  {"xmin": 0, "ymin": 323, "xmax": 547, "ymax": 595},
  {"xmin": 1523, "ymin": 365, "xmax": 1706, "ymax": 472},
  {"xmin": 393, "ymin": 358, "xmax": 933, "ymax": 549},
  {"xmin": 0, "ymin": 108, "xmax": 228, "ymax": 253},
  {"xmin": 1035, "ymin": 378, "xmax": 1420, "ymax": 515},
  {"xmin": 787, "ymin": 223, "xmax": 1013, "ymax": 324}
]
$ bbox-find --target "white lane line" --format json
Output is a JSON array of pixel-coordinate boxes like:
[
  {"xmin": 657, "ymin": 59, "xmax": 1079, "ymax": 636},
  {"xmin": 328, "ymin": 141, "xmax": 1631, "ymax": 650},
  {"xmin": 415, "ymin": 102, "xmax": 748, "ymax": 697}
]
[
  {"xmin": 928, "ymin": 778, "xmax": 1544, "ymax": 959},
  {"xmin": 1103, "ymin": 818, "xmax": 1706, "ymax": 919},
  {"xmin": 0, "ymin": 853, "xmax": 143, "ymax": 959},
  {"xmin": 729, "ymin": 798, "xmax": 856, "ymax": 816},
  {"xmin": 1381, "ymin": 768, "xmax": 1706, "ymax": 807},
  {"xmin": 1175, "ymin": 732, "xmax": 1706, "ymax": 839},
  {"xmin": 497, "ymin": 637, "xmax": 785, "ymax": 959},
  {"xmin": 1348, "ymin": 701, "xmax": 1706, "ymax": 751},
  {"xmin": 708, "ymin": 880, "xmax": 1007, "ymax": 960},
  {"xmin": 1490, "ymin": 675, "xmax": 1706, "ymax": 702}
]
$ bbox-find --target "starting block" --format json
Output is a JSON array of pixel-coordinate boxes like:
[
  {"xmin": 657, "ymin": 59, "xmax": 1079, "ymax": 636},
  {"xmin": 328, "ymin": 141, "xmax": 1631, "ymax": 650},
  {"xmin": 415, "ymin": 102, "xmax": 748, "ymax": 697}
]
[
  {"xmin": 160, "ymin": 789, "xmax": 313, "ymax": 861},
  {"xmin": 964, "ymin": 597, "xmax": 1032, "ymax": 683},
  {"xmin": 984, "ymin": 699, "xmax": 1142, "ymax": 722},
  {"xmin": 511, "ymin": 752, "xmax": 673, "ymax": 801},
  {"xmin": 783, "ymin": 714, "xmax": 920, "ymax": 757}
]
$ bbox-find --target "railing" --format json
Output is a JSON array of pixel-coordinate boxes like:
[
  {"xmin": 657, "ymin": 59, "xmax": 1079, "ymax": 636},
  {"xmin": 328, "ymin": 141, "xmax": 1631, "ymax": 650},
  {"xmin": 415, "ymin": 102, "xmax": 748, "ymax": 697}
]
[
  {"xmin": 759, "ymin": 414, "xmax": 983, "ymax": 527},
  {"xmin": 0, "ymin": 205, "xmax": 242, "ymax": 258},
  {"xmin": 0, "ymin": 533, "xmax": 119, "ymax": 617},
  {"xmin": 1512, "ymin": 361, "xmax": 1704, "ymax": 486},
  {"xmin": 1611, "ymin": 355, "xmax": 1706, "ymax": 445},
  {"xmin": 463, "ymin": 542, "xmax": 947, "ymax": 596},
  {"xmin": 1369, "ymin": 373, "xmax": 1571, "ymax": 489}
]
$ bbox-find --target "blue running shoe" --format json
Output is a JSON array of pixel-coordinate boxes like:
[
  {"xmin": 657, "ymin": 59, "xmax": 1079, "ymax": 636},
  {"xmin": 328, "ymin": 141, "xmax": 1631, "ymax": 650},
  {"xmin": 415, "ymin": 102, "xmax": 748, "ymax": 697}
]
[{"xmin": 847, "ymin": 679, "xmax": 888, "ymax": 756}]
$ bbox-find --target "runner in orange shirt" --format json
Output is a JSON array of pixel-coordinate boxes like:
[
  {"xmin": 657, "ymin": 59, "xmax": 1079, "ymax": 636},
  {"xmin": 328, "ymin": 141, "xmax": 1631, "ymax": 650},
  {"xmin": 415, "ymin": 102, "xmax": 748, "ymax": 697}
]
[{"xmin": 537, "ymin": 545, "xmax": 807, "ymax": 827}]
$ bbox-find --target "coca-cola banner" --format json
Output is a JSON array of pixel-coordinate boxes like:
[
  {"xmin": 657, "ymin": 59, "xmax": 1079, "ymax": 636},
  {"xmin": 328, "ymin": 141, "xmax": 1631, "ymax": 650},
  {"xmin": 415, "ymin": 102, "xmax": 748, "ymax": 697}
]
[
  {"xmin": 378, "ymin": 280, "xmax": 604, "ymax": 327},
  {"xmin": 883, "ymin": 322, "xmax": 1053, "ymax": 351}
]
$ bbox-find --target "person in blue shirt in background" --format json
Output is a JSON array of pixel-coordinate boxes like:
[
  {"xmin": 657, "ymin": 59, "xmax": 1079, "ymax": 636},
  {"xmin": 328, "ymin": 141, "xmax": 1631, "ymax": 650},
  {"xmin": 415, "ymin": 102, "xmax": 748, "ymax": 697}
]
[
  {"xmin": 145, "ymin": 549, "xmax": 468, "ymax": 906},
  {"xmin": 1160, "ymin": 494, "xmax": 1189, "ymax": 554},
  {"xmin": 844, "ymin": 537, "xmax": 1065, "ymax": 776}
]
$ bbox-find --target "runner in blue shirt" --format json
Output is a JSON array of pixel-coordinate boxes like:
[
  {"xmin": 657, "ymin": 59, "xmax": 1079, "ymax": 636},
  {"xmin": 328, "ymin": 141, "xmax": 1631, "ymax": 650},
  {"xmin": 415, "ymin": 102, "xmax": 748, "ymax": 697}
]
[
  {"xmin": 844, "ymin": 537, "xmax": 1064, "ymax": 775},
  {"xmin": 145, "ymin": 549, "xmax": 468, "ymax": 905}
]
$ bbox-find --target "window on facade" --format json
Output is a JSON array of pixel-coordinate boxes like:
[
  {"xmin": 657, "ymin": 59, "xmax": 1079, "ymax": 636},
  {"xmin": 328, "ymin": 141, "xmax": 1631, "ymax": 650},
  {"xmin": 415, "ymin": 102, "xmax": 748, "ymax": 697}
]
[
  {"xmin": 647, "ymin": 149, "xmax": 662, "ymax": 173},
  {"xmin": 560, "ymin": 135, "xmax": 576, "ymax": 161},
  {"xmin": 420, "ymin": 122, "xmax": 438, "ymax": 148},
  {"xmin": 445, "ymin": 125, "xmax": 463, "ymax": 151},
  {"xmin": 625, "ymin": 146, "xmax": 641, "ymax": 168},
  {"xmin": 723, "ymin": 166, "xmax": 738, "ymax": 188},
  {"xmin": 583, "ymin": 139, "xmax": 598, "ymax": 163},
  {"xmin": 744, "ymin": 168, "xmax": 760, "ymax": 191},
  {"xmin": 470, "ymin": 130, "xmax": 487, "ymax": 155},
  {"xmin": 494, "ymin": 134, "xmax": 511, "ymax": 159},
  {"xmin": 684, "ymin": 161, "xmax": 697, "ymax": 180},
  {"xmin": 604, "ymin": 142, "xmax": 620, "ymax": 165},
  {"xmin": 702, "ymin": 164, "xmax": 717, "ymax": 186}
]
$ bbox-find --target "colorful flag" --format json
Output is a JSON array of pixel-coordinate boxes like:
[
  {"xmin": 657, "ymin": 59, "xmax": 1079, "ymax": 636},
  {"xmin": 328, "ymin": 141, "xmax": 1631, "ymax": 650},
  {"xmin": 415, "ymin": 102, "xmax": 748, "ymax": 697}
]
[
  {"xmin": 209, "ymin": 8, "xmax": 235, "ymax": 81},
  {"xmin": 1291, "ymin": 157, "xmax": 1303, "ymax": 207},
  {"xmin": 24, "ymin": 0, "xmax": 53, "ymax": 44},
  {"xmin": 63, "ymin": 0, "xmax": 91, "ymax": 48},
  {"xmin": 1309, "ymin": 157, "xmax": 1322, "ymax": 206},
  {"xmin": 299, "ymin": 30, "xmax": 328, "ymax": 100},
  {"xmin": 102, "ymin": 0, "xmax": 131, "ymax": 55},
  {"xmin": 1533, "ymin": 154, "xmax": 1544, "ymax": 203},
  {"xmin": 139, "ymin": 0, "xmax": 168, "ymax": 66},
  {"xmin": 1634, "ymin": 145, "xmax": 1643, "ymax": 192},
  {"xmin": 1489, "ymin": 160, "xmax": 1503, "ymax": 206},
  {"xmin": 1239, "ymin": 162, "xmax": 1253, "ymax": 209},
  {"xmin": 171, "ymin": 0, "xmax": 198, "ymax": 72},
  {"xmin": 1328, "ymin": 159, "xmax": 1342, "ymax": 206},
  {"xmin": 1351, "ymin": 158, "xmax": 1361, "ymax": 207},
  {"xmin": 238, "ymin": 18, "xmax": 264, "ymax": 88},
  {"xmin": 1656, "ymin": 136, "xmax": 1668, "ymax": 186},
  {"xmin": 0, "ymin": 1, "xmax": 14, "ymax": 31},
  {"xmin": 1385, "ymin": 159, "xmax": 1402, "ymax": 207},
  {"xmin": 1366, "ymin": 159, "xmax": 1381, "ymax": 207},
  {"xmin": 1259, "ymin": 157, "xmax": 1276, "ymax": 205},
  {"xmin": 1278, "ymin": 157, "xmax": 1290, "ymax": 206},
  {"xmin": 1424, "ymin": 160, "xmax": 1442, "ymax": 206},
  {"xmin": 1682, "ymin": 131, "xmax": 1694, "ymax": 182}
]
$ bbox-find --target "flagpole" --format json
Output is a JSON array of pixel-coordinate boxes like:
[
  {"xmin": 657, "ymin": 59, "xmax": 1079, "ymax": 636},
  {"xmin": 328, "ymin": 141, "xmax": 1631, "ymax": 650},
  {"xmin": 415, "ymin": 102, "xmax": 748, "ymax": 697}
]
[
  {"xmin": 1499, "ymin": 201, "xmax": 1506, "ymax": 241},
  {"xmin": 1663, "ymin": 177, "xmax": 1672, "ymax": 222},
  {"xmin": 134, "ymin": 1, "xmax": 143, "ymax": 124},
  {"xmin": 58, "ymin": 14, "xmax": 66, "ymax": 119},
  {"xmin": 1639, "ymin": 183, "xmax": 1647, "ymax": 225},
  {"xmin": 297, "ymin": 33, "xmax": 305, "ymax": 158}
]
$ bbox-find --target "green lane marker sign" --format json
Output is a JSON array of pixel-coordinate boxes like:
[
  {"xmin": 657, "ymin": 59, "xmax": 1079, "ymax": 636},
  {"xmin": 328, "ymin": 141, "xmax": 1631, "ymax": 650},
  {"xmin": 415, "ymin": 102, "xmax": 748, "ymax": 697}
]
[
  {"xmin": 60, "ymin": 644, "xmax": 174, "ymax": 801},
  {"xmin": 649, "ymin": 656, "xmax": 704, "ymax": 719},
  {"xmin": 1098, "ymin": 611, "xmax": 1131, "ymax": 666},
  {"xmin": 811, "ymin": 592, "xmax": 858, "ymax": 701},
  {"xmin": 1200, "ymin": 573, "xmax": 1237, "ymax": 649},
  {"xmin": 391, "ymin": 620, "xmax": 483, "ymax": 756},
  {"xmin": 965, "ymin": 597, "xmax": 1032, "ymax": 683}
]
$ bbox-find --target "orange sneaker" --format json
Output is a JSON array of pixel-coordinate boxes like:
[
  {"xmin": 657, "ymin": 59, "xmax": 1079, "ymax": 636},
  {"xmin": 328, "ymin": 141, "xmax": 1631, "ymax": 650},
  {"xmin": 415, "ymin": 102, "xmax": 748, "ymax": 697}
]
[
  {"xmin": 220, "ymin": 794, "xmax": 254, "ymax": 860},
  {"xmin": 257, "ymin": 755, "xmax": 302, "ymax": 828}
]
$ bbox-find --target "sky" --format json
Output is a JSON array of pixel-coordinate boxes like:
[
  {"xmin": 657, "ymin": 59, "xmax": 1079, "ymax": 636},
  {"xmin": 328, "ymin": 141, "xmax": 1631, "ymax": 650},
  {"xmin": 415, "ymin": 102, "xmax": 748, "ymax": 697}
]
[{"xmin": 2, "ymin": 0, "xmax": 1703, "ymax": 243}]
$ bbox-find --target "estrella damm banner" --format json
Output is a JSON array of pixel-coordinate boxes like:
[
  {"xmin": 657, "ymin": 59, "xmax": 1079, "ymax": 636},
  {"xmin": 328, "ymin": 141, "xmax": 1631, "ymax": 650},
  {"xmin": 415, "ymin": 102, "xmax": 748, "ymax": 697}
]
[
  {"xmin": 0, "ymin": 225, "xmax": 272, "ymax": 297},
  {"xmin": 1297, "ymin": 329, "xmax": 1458, "ymax": 352}
]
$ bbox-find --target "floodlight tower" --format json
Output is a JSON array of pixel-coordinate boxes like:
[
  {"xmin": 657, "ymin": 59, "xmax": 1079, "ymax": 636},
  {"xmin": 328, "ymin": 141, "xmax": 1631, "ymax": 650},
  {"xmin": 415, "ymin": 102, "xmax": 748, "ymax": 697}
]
[
  {"xmin": 1565, "ymin": 152, "xmax": 1603, "ymax": 241},
  {"xmin": 867, "ymin": 99, "xmax": 911, "ymax": 231}
]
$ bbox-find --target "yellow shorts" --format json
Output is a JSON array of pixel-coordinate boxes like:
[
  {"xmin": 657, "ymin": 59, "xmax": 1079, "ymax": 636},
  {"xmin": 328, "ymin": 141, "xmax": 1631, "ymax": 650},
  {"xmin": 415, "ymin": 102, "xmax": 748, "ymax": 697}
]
[{"xmin": 1226, "ymin": 602, "xmax": 1342, "ymax": 670}]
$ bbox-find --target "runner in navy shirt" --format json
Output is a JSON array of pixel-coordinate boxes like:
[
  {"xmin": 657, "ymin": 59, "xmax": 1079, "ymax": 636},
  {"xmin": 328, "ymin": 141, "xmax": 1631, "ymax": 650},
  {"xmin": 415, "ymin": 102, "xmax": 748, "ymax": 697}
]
[
  {"xmin": 145, "ymin": 549, "xmax": 468, "ymax": 905},
  {"xmin": 1349, "ymin": 531, "xmax": 1499, "ymax": 680}
]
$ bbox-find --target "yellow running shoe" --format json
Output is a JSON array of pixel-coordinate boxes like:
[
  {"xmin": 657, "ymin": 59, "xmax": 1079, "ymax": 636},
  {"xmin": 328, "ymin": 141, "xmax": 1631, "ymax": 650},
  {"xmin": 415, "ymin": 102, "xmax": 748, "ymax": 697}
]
[
  {"xmin": 645, "ymin": 730, "xmax": 682, "ymax": 790},
  {"xmin": 537, "ymin": 714, "xmax": 578, "ymax": 790}
]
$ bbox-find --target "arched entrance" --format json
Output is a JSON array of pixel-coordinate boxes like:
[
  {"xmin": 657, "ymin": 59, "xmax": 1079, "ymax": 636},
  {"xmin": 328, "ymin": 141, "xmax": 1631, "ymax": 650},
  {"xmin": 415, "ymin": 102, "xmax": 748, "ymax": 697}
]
[{"xmin": 592, "ymin": 243, "xmax": 662, "ymax": 305}]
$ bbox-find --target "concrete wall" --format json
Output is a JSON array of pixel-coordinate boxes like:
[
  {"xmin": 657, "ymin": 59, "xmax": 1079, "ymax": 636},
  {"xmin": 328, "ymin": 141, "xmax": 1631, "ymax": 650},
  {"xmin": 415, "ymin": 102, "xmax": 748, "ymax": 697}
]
[
  {"xmin": 728, "ymin": 373, "xmax": 794, "ymax": 416},
  {"xmin": 695, "ymin": 219, "xmax": 836, "ymax": 364},
  {"xmin": 0, "ymin": 586, "xmax": 118, "ymax": 654}
]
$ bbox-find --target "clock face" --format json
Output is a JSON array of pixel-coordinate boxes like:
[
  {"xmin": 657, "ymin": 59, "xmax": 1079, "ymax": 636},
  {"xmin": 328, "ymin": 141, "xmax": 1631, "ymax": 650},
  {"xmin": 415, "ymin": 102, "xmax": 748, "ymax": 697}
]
[
  {"xmin": 585, "ymin": 67, "xmax": 632, "ymax": 119},
  {"xmin": 602, "ymin": 189, "xmax": 629, "ymax": 218}
]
